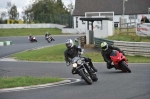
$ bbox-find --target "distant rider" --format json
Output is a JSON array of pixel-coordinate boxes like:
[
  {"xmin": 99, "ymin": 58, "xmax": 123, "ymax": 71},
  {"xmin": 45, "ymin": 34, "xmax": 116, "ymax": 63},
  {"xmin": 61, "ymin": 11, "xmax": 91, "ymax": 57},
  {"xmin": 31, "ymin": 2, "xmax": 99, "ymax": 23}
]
[
  {"xmin": 100, "ymin": 42, "xmax": 125, "ymax": 69},
  {"xmin": 45, "ymin": 32, "xmax": 55, "ymax": 41},
  {"xmin": 64, "ymin": 39, "xmax": 98, "ymax": 74},
  {"xmin": 28, "ymin": 34, "xmax": 33, "ymax": 41}
]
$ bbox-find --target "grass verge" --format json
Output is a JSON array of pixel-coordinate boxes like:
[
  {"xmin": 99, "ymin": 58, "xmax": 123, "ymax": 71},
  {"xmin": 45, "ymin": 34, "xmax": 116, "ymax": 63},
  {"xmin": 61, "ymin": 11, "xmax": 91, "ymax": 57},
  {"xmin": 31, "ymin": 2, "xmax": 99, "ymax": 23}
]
[
  {"xmin": 107, "ymin": 28, "xmax": 150, "ymax": 42},
  {"xmin": 0, "ymin": 28, "xmax": 62, "ymax": 37},
  {"xmin": 0, "ymin": 76, "xmax": 63, "ymax": 89},
  {"xmin": 11, "ymin": 44, "xmax": 150, "ymax": 63},
  {"xmin": 11, "ymin": 44, "xmax": 66, "ymax": 61}
]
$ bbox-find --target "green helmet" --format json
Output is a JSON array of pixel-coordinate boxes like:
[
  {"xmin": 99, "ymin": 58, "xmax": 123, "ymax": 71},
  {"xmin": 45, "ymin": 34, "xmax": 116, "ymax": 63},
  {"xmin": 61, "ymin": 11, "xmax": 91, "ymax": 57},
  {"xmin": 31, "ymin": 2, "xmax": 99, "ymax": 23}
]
[{"xmin": 100, "ymin": 42, "xmax": 108, "ymax": 51}]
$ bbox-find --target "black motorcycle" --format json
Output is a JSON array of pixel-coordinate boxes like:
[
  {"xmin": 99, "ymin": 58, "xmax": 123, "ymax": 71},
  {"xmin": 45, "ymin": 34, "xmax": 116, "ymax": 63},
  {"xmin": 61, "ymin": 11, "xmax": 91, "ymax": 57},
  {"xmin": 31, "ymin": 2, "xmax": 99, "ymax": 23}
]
[
  {"xmin": 71, "ymin": 56, "xmax": 98, "ymax": 85},
  {"xmin": 45, "ymin": 36, "xmax": 51, "ymax": 43},
  {"xmin": 45, "ymin": 35, "xmax": 55, "ymax": 43}
]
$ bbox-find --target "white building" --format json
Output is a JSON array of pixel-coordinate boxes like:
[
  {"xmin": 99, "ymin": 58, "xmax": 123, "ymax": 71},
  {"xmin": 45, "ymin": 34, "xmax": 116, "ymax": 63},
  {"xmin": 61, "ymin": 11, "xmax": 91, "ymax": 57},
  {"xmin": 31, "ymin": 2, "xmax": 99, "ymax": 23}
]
[{"xmin": 73, "ymin": 0, "xmax": 150, "ymax": 31}]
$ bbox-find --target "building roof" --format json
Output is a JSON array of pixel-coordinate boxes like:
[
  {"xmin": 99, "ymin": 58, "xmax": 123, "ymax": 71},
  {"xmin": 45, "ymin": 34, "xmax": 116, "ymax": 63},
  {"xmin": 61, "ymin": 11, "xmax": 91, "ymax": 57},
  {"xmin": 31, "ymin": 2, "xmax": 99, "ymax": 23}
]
[
  {"xmin": 73, "ymin": 0, "xmax": 150, "ymax": 16},
  {"xmin": 80, "ymin": 18, "xmax": 111, "ymax": 21}
]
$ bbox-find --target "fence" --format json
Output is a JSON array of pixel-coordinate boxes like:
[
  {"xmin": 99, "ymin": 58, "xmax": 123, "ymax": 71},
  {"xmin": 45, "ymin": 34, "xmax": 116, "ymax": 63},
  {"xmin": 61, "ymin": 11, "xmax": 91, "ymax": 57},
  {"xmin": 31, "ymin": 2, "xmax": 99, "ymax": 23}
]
[
  {"xmin": 0, "ymin": 24, "xmax": 65, "ymax": 29},
  {"xmin": 0, "ymin": 14, "xmax": 73, "ymax": 28},
  {"xmin": 119, "ymin": 22, "xmax": 136, "ymax": 34},
  {"xmin": 76, "ymin": 36, "xmax": 86, "ymax": 47},
  {"xmin": 94, "ymin": 37, "xmax": 114, "ymax": 48},
  {"xmin": 113, "ymin": 41, "xmax": 150, "ymax": 56},
  {"xmin": 94, "ymin": 38, "xmax": 150, "ymax": 57}
]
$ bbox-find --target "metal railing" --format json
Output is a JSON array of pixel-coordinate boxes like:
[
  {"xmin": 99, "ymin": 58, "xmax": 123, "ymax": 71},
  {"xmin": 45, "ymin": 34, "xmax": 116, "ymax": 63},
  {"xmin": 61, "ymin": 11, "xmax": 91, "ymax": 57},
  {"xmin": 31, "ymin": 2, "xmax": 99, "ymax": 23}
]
[
  {"xmin": 113, "ymin": 41, "xmax": 150, "ymax": 57},
  {"xmin": 94, "ymin": 38, "xmax": 150, "ymax": 57}
]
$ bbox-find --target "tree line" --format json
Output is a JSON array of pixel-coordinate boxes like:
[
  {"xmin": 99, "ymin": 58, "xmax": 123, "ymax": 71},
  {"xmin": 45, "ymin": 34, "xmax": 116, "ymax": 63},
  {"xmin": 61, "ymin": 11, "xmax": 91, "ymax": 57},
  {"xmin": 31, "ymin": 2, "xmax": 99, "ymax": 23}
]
[{"xmin": 0, "ymin": 0, "xmax": 73, "ymax": 25}]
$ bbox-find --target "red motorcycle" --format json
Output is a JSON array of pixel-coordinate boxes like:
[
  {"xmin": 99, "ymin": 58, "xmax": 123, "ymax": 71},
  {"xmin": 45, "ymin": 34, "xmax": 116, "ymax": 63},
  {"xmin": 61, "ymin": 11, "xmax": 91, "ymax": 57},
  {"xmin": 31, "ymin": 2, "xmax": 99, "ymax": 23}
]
[
  {"xmin": 110, "ymin": 50, "xmax": 131, "ymax": 73},
  {"xmin": 28, "ymin": 36, "xmax": 37, "ymax": 42}
]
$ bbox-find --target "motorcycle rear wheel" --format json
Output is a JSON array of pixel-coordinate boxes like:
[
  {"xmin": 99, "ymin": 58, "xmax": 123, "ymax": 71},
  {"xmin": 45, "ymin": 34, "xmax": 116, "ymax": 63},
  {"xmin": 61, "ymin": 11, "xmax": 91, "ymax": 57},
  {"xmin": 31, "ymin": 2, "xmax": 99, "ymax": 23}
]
[
  {"xmin": 120, "ymin": 61, "xmax": 131, "ymax": 73},
  {"xmin": 80, "ymin": 69, "xmax": 92, "ymax": 85}
]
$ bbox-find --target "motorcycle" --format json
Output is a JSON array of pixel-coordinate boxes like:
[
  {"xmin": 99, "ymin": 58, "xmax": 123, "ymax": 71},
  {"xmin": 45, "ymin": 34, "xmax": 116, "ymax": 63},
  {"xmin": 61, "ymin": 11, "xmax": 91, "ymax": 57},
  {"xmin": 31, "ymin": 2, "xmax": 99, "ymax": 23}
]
[
  {"xmin": 45, "ymin": 35, "xmax": 55, "ymax": 43},
  {"xmin": 28, "ymin": 36, "xmax": 37, "ymax": 42},
  {"xmin": 110, "ymin": 50, "xmax": 131, "ymax": 73},
  {"xmin": 71, "ymin": 52, "xmax": 98, "ymax": 85},
  {"xmin": 45, "ymin": 36, "xmax": 51, "ymax": 43}
]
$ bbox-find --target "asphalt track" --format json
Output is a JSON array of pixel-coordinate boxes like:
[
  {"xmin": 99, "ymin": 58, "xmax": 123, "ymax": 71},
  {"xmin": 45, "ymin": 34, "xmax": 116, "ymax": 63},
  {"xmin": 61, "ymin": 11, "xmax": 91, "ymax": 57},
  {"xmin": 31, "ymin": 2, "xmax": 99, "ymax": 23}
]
[{"xmin": 0, "ymin": 35, "xmax": 150, "ymax": 99}]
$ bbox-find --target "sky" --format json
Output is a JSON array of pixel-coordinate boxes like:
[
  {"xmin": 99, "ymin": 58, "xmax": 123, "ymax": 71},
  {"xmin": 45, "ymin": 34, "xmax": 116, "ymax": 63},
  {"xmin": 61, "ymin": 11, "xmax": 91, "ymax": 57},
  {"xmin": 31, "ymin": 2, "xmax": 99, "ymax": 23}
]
[{"xmin": 0, "ymin": 0, "xmax": 75, "ymax": 18}]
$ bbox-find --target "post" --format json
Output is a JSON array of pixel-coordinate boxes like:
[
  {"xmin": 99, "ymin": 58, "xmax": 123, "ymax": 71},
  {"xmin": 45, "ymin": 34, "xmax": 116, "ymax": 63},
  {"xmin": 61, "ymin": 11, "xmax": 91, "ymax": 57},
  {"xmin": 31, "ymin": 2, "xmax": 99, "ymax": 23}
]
[
  {"xmin": 123, "ymin": 0, "xmax": 125, "ymax": 18},
  {"xmin": 87, "ymin": 21, "xmax": 89, "ymax": 30},
  {"xmin": 148, "ymin": 7, "xmax": 150, "ymax": 18},
  {"xmin": 127, "ymin": 23, "xmax": 129, "ymax": 34}
]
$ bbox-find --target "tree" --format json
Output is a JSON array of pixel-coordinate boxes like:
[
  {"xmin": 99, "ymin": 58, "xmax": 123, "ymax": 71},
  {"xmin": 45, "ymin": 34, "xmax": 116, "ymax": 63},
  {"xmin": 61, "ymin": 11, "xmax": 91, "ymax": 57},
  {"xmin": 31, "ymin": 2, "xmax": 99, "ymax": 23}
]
[
  {"xmin": 67, "ymin": 0, "xmax": 74, "ymax": 15},
  {"xmin": 0, "ymin": 11, "xmax": 7, "ymax": 24},
  {"xmin": 0, "ymin": 11, "xmax": 7, "ymax": 20},
  {"xmin": 6, "ymin": 2, "xmax": 19, "ymax": 20},
  {"xmin": 22, "ymin": 5, "xmax": 33, "ymax": 23},
  {"xmin": 22, "ymin": 0, "xmax": 70, "ymax": 24}
]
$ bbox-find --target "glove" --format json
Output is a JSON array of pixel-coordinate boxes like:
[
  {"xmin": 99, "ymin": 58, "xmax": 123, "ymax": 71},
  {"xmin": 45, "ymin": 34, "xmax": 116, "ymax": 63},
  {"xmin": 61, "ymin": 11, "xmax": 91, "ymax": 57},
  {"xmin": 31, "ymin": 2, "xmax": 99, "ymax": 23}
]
[
  {"xmin": 66, "ymin": 62, "xmax": 71, "ymax": 66},
  {"xmin": 107, "ymin": 60, "xmax": 112, "ymax": 64},
  {"xmin": 121, "ymin": 51, "xmax": 125, "ymax": 56}
]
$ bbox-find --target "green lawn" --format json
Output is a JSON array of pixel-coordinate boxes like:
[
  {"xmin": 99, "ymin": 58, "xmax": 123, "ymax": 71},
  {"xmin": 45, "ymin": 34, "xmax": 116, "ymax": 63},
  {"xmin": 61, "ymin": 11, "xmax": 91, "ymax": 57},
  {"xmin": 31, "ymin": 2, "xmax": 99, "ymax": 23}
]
[
  {"xmin": 107, "ymin": 28, "xmax": 150, "ymax": 42},
  {"xmin": 0, "ymin": 76, "xmax": 63, "ymax": 89},
  {"xmin": 11, "ymin": 44, "xmax": 150, "ymax": 63},
  {"xmin": 0, "ymin": 28, "xmax": 62, "ymax": 37}
]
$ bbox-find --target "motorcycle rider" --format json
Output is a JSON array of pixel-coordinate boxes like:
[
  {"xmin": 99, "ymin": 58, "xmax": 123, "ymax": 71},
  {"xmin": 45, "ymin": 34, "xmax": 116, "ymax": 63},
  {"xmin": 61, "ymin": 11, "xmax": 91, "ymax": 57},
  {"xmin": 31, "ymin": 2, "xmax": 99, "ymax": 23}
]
[
  {"xmin": 28, "ymin": 34, "xmax": 33, "ymax": 41},
  {"xmin": 100, "ymin": 42, "xmax": 125, "ymax": 69},
  {"xmin": 45, "ymin": 32, "xmax": 55, "ymax": 41},
  {"xmin": 64, "ymin": 39, "xmax": 98, "ymax": 74},
  {"xmin": 45, "ymin": 32, "xmax": 50, "ymax": 38}
]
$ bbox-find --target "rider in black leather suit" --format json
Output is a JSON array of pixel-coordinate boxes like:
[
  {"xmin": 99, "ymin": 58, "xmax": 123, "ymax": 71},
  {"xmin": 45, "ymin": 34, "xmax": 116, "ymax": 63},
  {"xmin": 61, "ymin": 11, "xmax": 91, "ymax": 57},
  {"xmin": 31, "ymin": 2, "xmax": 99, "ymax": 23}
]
[
  {"xmin": 100, "ymin": 42, "xmax": 125, "ymax": 69},
  {"xmin": 64, "ymin": 39, "xmax": 98, "ymax": 74}
]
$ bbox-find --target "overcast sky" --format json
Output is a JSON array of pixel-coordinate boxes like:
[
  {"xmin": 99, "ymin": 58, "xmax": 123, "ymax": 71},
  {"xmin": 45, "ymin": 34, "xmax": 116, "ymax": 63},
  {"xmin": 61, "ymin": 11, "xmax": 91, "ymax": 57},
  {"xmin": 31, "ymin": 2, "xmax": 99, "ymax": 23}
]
[{"xmin": 0, "ymin": 0, "xmax": 75, "ymax": 18}]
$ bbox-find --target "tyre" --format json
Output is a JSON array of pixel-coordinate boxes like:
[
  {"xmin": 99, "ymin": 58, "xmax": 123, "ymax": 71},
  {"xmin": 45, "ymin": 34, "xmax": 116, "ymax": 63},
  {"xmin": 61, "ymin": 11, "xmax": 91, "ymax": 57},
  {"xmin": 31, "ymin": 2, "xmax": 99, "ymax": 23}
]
[
  {"xmin": 91, "ymin": 73, "xmax": 98, "ymax": 82},
  {"xmin": 120, "ymin": 61, "xmax": 131, "ymax": 73},
  {"xmin": 80, "ymin": 69, "xmax": 92, "ymax": 85},
  {"xmin": 47, "ymin": 39, "xmax": 51, "ymax": 43}
]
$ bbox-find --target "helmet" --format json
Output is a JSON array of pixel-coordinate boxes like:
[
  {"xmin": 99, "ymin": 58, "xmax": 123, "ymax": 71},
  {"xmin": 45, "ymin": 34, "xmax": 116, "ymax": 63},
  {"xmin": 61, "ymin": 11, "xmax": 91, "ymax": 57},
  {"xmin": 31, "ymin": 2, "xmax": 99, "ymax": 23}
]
[
  {"xmin": 29, "ymin": 34, "xmax": 32, "ymax": 37},
  {"xmin": 100, "ymin": 42, "xmax": 108, "ymax": 51},
  {"xmin": 65, "ymin": 39, "xmax": 74, "ymax": 48},
  {"xmin": 46, "ymin": 32, "xmax": 48, "ymax": 35}
]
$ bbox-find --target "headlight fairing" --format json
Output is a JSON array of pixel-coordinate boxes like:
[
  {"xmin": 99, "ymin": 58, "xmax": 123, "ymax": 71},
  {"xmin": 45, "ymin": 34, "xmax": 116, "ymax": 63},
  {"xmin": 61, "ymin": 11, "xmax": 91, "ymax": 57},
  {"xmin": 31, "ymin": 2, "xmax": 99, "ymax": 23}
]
[
  {"xmin": 72, "ymin": 63, "xmax": 77, "ymax": 68},
  {"xmin": 77, "ymin": 59, "xmax": 82, "ymax": 64}
]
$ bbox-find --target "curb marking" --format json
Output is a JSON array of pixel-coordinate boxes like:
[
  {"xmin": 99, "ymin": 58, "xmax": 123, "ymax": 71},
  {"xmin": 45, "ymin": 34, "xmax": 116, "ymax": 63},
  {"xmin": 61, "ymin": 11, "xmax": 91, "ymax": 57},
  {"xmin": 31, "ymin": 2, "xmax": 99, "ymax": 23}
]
[
  {"xmin": 0, "ymin": 41, "xmax": 12, "ymax": 46},
  {"xmin": 0, "ymin": 78, "xmax": 81, "ymax": 93}
]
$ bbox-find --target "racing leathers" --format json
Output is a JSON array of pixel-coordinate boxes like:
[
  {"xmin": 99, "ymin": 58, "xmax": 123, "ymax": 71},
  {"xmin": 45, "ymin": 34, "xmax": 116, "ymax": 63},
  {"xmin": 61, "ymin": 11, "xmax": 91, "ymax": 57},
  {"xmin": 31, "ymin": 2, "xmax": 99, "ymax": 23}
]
[{"xmin": 101, "ymin": 45, "xmax": 125, "ymax": 69}]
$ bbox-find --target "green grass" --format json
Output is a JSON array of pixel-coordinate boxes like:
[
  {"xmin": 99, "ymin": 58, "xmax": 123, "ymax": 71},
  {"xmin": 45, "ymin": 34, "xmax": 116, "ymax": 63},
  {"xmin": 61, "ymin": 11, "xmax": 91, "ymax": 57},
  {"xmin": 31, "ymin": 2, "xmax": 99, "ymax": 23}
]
[
  {"xmin": 0, "ymin": 28, "xmax": 62, "ymax": 37},
  {"xmin": 12, "ymin": 44, "xmax": 66, "ymax": 61},
  {"xmin": 0, "ymin": 76, "xmax": 63, "ymax": 89},
  {"xmin": 11, "ymin": 44, "xmax": 150, "ymax": 63},
  {"xmin": 107, "ymin": 28, "xmax": 150, "ymax": 42}
]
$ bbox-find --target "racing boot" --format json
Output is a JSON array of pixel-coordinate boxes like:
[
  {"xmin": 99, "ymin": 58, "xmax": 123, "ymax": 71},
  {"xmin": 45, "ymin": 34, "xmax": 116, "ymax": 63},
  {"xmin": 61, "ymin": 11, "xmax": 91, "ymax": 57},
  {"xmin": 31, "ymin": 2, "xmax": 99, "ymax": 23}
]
[{"xmin": 89, "ymin": 62, "xmax": 98, "ymax": 72}]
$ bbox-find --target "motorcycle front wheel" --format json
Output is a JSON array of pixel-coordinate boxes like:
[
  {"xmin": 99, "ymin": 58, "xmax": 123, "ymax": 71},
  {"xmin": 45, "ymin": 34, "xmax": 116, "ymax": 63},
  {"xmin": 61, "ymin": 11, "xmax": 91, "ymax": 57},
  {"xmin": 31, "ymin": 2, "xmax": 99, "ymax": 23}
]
[
  {"xmin": 79, "ymin": 69, "xmax": 92, "ymax": 85},
  {"xmin": 120, "ymin": 61, "xmax": 131, "ymax": 73},
  {"xmin": 90, "ymin": 73, "xmax": 98, "ymax": 82},
  {"xmin": 46, "ymin": 39, "xmax": 51, "ymax": 43}
]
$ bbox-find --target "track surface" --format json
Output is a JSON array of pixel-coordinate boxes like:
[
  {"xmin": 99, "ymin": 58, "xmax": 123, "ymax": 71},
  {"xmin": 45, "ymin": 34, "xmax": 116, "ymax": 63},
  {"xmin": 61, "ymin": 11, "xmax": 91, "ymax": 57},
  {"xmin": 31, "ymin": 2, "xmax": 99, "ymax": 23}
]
[{"xmin": 0, "ymin": 36, "xmax": 150, "ymax": 99}]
